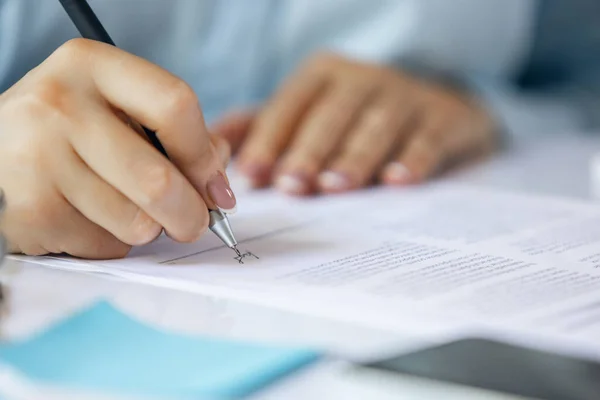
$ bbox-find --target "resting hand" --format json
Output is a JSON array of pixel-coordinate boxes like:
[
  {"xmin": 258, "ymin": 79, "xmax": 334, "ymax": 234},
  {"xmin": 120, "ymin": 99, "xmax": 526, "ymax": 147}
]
[{"xmin": 214, "ymin": 53, "xmax": 496, "ymax": 195}]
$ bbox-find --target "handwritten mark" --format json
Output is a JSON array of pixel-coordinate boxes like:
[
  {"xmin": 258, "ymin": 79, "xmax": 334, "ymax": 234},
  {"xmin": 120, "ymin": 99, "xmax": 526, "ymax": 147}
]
[{"xmin": 234, "ymin": 250, "xmax": 260, "ymax": 264}]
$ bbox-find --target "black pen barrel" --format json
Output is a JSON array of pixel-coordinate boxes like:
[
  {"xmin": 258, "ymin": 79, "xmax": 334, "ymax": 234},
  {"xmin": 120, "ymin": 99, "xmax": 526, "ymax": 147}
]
[{"xmin": 58, "ymin": 0, "xmax": 116, "ymax": 46}]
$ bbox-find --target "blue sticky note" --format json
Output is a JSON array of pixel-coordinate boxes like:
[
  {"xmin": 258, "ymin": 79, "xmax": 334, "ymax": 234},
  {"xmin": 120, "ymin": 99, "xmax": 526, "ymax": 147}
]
[{"xmin": 0, "ymin": 302, "xmax": 320, "ymax": 399}]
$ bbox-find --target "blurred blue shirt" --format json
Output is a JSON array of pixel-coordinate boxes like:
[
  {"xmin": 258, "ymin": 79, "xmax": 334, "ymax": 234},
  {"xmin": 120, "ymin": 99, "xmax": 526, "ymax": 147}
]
[
  {"xmin": 0, "ymin": 0, "xmax": 537, "ymax": 125},
  {"xmin": 5, "ymin": 0, "xmax": 599, "ymax": 134}
]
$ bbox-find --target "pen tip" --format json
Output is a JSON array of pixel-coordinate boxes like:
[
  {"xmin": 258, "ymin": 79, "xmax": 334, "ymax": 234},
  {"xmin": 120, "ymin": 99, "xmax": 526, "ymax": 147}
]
[{"xmin": 233, "ymin": 246, "xmax": 242, "ymax": 257}]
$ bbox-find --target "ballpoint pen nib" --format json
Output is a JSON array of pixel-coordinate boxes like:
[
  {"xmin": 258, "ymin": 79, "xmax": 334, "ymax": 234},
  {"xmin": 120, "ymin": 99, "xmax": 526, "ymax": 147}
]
[{"xmin": 233, "ymin": 246, "xmax": 242, "ymax": 258}]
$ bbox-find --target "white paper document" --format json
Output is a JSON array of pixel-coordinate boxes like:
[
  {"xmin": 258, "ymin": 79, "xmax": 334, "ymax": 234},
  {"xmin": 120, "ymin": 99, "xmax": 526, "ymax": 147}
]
[{"xmin": 18, "ymin": 181, "xmax": 600, "ymax": 344}]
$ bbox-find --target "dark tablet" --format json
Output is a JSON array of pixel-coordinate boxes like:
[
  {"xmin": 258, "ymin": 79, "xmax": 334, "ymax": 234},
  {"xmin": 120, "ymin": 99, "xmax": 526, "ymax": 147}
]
[{"xmin": 366, "ymin": 338, "xmax": 600, "ymax": 400}]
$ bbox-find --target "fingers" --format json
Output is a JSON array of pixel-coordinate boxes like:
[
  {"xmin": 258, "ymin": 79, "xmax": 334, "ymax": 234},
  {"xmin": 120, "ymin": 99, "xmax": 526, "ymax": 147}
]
[
  {"xmin": 50, "ymin": 204, "xmax": 132, "ymax": 260},
  {"xmin": 318, "ymin": 88, "xmax": 416, "ymax": 193},
  {"xmin": 2, "ymin": 185, "xmax": 130, "ymax": 259},
  {"xmin": 2, "ymin": 39, "xmax": 238, "ymax": 259},
  {"xmin": 441, "ymin": 103, "xmax": 496, "ymax": 163},
  {"xmin": 54, "ymin": 144, "xmax": 163, "ymax": 246},
  {"xmin": 381, "ymin": 99, "xmax": 495, "ymax": 186},
  {"xmin": 211, "ymin": 110, "xmax": 255, "ymax": 154},
  {"xmin": 59, "ymin": 39, "xmax": 231, "ymax": 210},
  {"xmin": 383, "ymin": 125, "xmax": 441, "ymax": 185},
  {"xmin": 236, "ymin": 67, "xmax": 327, "ymax": 187},
  {"xmin": 68, "ymin": 106, "xmax": 209, "ymax": 242},
  {"xmin": 273, "ymin": 84, "xmax": 372, "ymax": 195}
]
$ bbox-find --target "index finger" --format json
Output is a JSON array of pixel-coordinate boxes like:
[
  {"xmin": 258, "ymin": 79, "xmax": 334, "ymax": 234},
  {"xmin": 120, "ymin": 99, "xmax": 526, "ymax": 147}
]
[{"xmin": 60, "ymin": 39, "xmax": 235, "ymax": 211}]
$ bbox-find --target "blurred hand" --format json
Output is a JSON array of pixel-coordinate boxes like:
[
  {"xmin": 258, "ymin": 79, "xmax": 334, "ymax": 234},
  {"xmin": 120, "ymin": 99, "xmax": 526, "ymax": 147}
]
[
  {"xmin": 214, "ymin": 53, "xmax": 496, "ymax": 195},
  {"xmin": 0, "ymin": 39, "xmax": 233, "ymax": 259}
]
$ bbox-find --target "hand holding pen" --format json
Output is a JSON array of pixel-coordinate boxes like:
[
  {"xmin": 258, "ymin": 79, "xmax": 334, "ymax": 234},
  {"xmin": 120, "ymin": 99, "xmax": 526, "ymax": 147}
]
[{"xmin": 0, "ymin": 0, "xmax": 239, "ymax": 259}]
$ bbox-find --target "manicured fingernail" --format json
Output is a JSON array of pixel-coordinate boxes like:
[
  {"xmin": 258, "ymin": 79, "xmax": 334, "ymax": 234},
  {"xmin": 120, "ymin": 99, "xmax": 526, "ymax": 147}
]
[
  {"xmin": 318, "ymin": 171, "xmax": 351, "ymax": 192},
  {"xmin": 207, "ymin": 172, "xmax": 237, "ymax": 214},
  {"xmin": 383, "ymin": 162, "xmax": 412, "ymax": 184},
  {"xmin": 275, "ymin": 174, "xmax": 308, "ymax": 195}
]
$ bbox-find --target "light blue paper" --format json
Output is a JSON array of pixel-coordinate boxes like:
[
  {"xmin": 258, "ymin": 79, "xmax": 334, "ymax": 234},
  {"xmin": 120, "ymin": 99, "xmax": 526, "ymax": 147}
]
[{"xmin": 0, "ymin": 301, "xmax": 320, "ymax": 399}]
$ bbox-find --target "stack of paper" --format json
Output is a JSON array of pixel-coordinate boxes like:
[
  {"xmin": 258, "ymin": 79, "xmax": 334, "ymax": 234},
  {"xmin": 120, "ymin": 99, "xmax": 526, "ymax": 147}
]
[{"xmin": 18, "ymin": 181, "xmax": 600, "ymax": 351}]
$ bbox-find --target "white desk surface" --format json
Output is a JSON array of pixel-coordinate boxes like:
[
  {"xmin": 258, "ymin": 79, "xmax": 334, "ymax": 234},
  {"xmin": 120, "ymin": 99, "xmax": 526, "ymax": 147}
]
[{"xmin": 1, "ymin": 132, "xmax": 599, "ymax": 399}]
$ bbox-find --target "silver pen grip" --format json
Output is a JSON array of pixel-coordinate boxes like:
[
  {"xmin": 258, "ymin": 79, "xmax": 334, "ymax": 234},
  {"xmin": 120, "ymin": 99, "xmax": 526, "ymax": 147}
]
[{"xmin": 208, "ymin": 209, "xmax": 238, "ymax": 248}]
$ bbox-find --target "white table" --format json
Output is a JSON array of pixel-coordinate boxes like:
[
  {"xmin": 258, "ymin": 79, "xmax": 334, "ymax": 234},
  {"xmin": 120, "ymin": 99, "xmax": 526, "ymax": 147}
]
[{"xmin": 1, "ymin": 132, "xmax": 599, "ymax": 399}]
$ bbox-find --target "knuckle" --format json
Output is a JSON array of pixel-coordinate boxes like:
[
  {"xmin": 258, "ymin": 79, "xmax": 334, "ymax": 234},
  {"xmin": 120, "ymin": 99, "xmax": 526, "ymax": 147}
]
[
  {"xmin": 3, "ymin": 76, "xmax": 72, "ymax": 120},
  {"xmin": 172, "ymin": 206, "xmax": 208, "ymax": 243},
  {"xmin": 160, "ymin": 80, "xmax": 200, "ymax": 124},
  {"xmin": 2, "ymin": 91, "xmax": 78, "ymax": 159},
  {"xmin": 52, "ymin": 38, "xmax": 94, "ymax": 63},
  {"xmin": 138, "ymin": 164, "xmax": 175, "ymax": 207},
  {"xmin": 7, "ymin": 130, "xmax": 46, "ymax": 169},
  {"xmin": 3, "ymin": 109, "xmax": 66, "ymax": 174},
  {"xmin": 362, "ymin": 108, "xmax": 395, "ymax": 133},
  {"xmin": 27, "ymin": 79, "xmax": 76, "ymax": 119}
]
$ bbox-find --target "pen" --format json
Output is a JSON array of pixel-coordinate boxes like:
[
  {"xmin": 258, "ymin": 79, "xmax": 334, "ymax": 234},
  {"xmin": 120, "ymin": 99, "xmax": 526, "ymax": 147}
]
[{"xmin": 57, "ymin": 0, "xmax": 240, "ymax": 257}]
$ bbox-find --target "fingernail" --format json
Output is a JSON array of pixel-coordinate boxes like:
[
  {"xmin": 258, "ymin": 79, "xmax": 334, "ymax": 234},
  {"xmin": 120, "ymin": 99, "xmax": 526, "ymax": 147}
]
[
  {"xmin": 275, "ymin": 174, "xmax": 308, "ymax": 195},
  {"xmin": 318, "ymin": 171, "xmax": 351, "ymax": 192},
  {"xmin": 207, "ymin": 172, "xmax": 237, "ymax": 214},
  {"xmin": 383, "ymin": 162, "xmax": 412, "ymax": 185}
]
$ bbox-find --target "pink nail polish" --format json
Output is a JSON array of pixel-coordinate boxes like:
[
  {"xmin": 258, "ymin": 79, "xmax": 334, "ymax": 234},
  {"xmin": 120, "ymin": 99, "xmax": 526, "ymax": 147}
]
[
  {"xmin": 384, "ymin": 162, "xmax": 412, "ymax": 185},
  {"xmin": 275, "ymin": 174, "xmax": 308, "ymax": 195},
  {"xmin": 318, "ymin": 171, "xmax": 351, "ymax": 192},
  {"xmin": 207, "ymin": 173, "xmax": 237, "ymax": 213}
]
